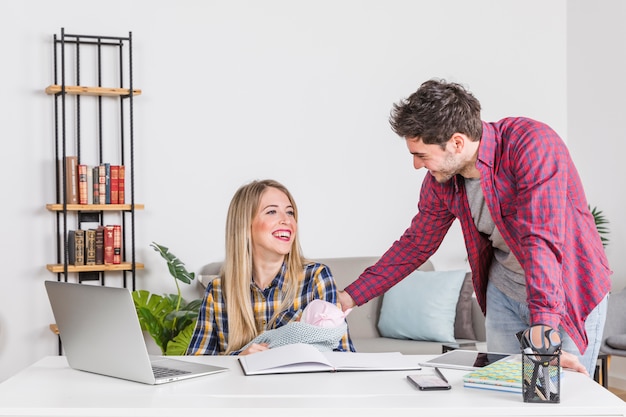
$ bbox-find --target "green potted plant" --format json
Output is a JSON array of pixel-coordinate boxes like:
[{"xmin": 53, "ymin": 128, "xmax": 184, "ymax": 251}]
[
  {"xmin": 132, "ymin": 242, "xmax": 202, "ymax": 355},
  {"xmin": 590, "ymin": 205, "xmax": 610, "ymax": 248}
]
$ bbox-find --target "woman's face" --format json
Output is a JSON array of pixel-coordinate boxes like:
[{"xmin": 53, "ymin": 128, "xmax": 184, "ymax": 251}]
[{"xmin": 251, "ymin": 187, "xmax": 297, "ymax": 261}]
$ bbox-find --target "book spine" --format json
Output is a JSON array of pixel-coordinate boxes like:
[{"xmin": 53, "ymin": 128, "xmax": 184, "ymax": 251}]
[
  {"xmin": 74, "ymin": 229, "xmax": 85, "ymax": 266},
  {"xmin": 92, "ymin": 166, "xmax": 100, "ymax": 205},
  {"xmin": 67, "ymin": 230, "xmax": 76, "ymax": 264},
  {"xmin": 85, "ymin": 229, "xmax": 96, "ymax": 265},
  {"xmin": 64, "ymin": 156, "xmax": 78, "ymax": 204},
  {"xmin": 118, "ymin": 165, "xmax": 125, "ymax": 204},
  {"xmin": 112, "ymin": 224, "xmax": 122, "ymax": 264},
  {"xmin": 104, "ymin": 163, "xmax": 111, "ymax": 204},
  {"xmin": 86, "ymin": 166, "xmax": 93, "ymax": 205},
  {"xmin": 110, "ymin": 165, "xmax": 119, "ymax": 204},
  {"xmin": 98, "ymin": 165, "xmax": 106, "ymax": 204},
  {"xmin": 103, "ymin": 225, "xmax": 114, "ymax": 265},
  {"xmin": 77, "ymin": 164, "xmax": 88, "ymax": 205},
  {"xmin": 95, "ymin": 226, "xmax": 104, "ymax": 265}
]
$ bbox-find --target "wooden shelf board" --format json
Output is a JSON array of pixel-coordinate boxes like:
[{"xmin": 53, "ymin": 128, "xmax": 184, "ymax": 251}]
[
  {"xmin": 46, "ymin": 262, "xmax": 144, "ymax": 273},
  {"xmin": 45, "ymin": 85, "xmax": 142, "ymax": 97},
  {"xmin": 46, "ymin": 203, "xmax": 144, "ymax": 212}
]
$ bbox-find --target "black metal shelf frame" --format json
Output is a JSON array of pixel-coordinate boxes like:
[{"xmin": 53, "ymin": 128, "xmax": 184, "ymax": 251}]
[{"xmin": 49, "ymin": 27, "xmax": 138, "ymax": 290}]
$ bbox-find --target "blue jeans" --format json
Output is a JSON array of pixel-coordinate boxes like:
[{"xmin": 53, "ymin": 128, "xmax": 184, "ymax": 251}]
[{"xmin": 485, "ymin": 281, "xmax": 608, "ymax": 378}]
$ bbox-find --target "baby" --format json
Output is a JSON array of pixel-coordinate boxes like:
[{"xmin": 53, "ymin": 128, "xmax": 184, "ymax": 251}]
[
  {"xmin": 300, "ymin": 299, "xmax": 352, "ymax": 328},
  {"xmin": 241, "ymin": 299, "xmax": 351, "ymax": 352}
]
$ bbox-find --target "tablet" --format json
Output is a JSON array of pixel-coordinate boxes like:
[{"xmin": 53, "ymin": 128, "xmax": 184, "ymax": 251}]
[{"xmin": 419, "ymin": 349, "xmax": 512, "ymax": 371}]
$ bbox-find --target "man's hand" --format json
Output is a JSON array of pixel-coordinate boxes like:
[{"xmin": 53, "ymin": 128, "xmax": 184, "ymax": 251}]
[
  {"xmin": 338, "ymin": 290, "xmax": 356, "ymax": 312},
  {"xmin": 560, "ymin": 350, "xmax": 589, "ymax": 376}
]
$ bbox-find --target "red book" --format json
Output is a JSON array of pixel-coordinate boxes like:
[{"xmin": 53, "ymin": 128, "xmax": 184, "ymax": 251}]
[
  {"xmin": 77, "ymin": 164, "xmax": 88, "ymax": 205},
  {"xmin": 110, "ymin": 165, "xmax": 119, "ymax": 204},
  {"xmin": 112, "ymin": 225, "xmax": 122, "ymax": 264},
  {"xmin": 118, "ymin": 165, "xmax": 125, "ymax": 204},
  {"xmin": 103, "ymin": 225, "xmax": 115, "ymax": 265}
]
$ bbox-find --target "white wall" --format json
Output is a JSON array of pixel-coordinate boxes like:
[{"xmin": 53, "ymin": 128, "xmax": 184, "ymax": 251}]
[
  {"xmin": 0, "ymin": 0, "xmax": 577, "ymax": 382},
  {"xmin": 567, "ymin": 0, "xmax": 626, "ymax": 386}
]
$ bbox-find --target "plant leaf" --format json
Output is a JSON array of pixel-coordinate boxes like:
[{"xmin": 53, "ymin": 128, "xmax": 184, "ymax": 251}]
[
  {"xmin": 166, "ymin": 322, "xmax": 197, "ymax": 356},
  {"xmin": 150, "ymin": 242, "xmax": 195, "ymax": 284}
]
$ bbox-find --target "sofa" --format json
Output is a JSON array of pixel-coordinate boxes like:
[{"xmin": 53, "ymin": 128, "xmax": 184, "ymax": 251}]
[{"xmin": 198, "ymin": 256, "xmax": 486, "ymax": 355}]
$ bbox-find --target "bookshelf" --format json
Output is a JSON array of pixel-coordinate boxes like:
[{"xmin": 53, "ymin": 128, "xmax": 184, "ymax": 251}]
[{"xmin": 45, "ymin": 28, "xmax": 143, "ymax": 294}]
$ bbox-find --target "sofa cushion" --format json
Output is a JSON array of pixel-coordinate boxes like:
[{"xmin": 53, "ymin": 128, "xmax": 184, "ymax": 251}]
[
  {"xmin": 377, "ymin": 269, "xmax": 467, "ymax": 343},
  {"xmin": 454, "ymin": 272, "xmax": 476, "ymax": 340}
]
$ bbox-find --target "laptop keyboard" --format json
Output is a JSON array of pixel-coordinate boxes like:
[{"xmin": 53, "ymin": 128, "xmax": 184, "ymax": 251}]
[{"xmin": 152, "ymin": 365, "xmax": 192, "ymax": 379}]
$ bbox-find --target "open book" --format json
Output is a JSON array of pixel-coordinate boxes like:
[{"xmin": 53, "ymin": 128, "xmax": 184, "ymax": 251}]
[{"xmin": 238, "ymin": 343, "xmax": 421, "ymax": 376}]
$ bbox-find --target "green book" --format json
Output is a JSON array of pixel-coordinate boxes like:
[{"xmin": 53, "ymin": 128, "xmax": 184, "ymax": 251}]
[{"xmin": 462, "ymin": 355, "xmax": 523, "ymax": 393}]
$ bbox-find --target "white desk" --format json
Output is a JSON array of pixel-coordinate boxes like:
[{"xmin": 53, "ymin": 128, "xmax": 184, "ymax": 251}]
[{"xmin": 0, "ymin": 355, "xmax": 624, "ymax": 417}]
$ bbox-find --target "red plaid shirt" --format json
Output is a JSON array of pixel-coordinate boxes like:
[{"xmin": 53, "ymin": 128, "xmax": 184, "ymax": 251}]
[{"xmin": 345, "ymin": 117, "xmax": 611, "ymax": 353}]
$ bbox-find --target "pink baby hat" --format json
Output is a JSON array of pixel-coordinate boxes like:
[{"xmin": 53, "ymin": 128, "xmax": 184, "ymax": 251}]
[{"xmin": 300, "ymin": 299, "xmax": 352, "ymax": 328}]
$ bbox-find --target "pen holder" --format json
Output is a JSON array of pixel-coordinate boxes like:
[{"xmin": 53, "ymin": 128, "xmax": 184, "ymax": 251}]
[{"xmin": 521, "ymin": 351, "xmax": 560, "ymax": 403}]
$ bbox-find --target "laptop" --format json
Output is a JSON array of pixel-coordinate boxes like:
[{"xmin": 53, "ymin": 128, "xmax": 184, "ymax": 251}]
[{"xmin": 45, "ymin": 280, "xmax": 228, "ymax": 384}]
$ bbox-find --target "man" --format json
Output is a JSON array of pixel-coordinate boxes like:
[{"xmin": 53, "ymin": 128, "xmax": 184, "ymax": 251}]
[{"xmin": 338, "ymin": 79, "xmax": 611, "ymax": 376}]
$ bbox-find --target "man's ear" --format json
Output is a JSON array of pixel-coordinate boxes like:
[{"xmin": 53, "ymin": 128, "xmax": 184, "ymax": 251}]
[{"xmin": 449, "ymin": 133, "xmax": 467, "ymax": 153}]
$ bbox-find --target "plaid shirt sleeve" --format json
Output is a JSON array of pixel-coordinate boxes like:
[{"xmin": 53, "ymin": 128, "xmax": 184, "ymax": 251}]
[
  {"xmin": 344, "ymin": 179, "xmax": 456, "ymax": 306},
  {"xmin": 186, "ymin": 279, "xmax": 225, "ymax": 355}
]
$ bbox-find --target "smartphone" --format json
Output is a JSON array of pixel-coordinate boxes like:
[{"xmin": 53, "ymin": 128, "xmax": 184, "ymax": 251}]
[{"xmin": 407, "ymin": 371, "xmax": 451, "ymax": 391}]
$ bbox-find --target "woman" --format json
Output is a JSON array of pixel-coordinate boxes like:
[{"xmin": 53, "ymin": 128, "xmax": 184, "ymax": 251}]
[{"xmin": 187, "ymin": 179, "xmax": 354, "ymax": 355}]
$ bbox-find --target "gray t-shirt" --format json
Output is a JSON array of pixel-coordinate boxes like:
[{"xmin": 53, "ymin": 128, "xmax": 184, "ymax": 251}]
[{"xmin": 464, "ymin": 178, "xmax": 526, "ymax": 303}]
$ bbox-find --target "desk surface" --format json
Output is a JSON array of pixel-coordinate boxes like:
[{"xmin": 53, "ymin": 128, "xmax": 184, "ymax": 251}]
[{"xmin": 0, "ymin": 355, "xmax": 624, "ymax": 417}]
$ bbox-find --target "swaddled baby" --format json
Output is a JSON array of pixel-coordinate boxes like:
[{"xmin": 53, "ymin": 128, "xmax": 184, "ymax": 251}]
[
  {"xmin": 241, "ymin": 299, "xmax": 352, "ymax": 352},
  {"xmin": 300, "ymin": 299, "xmax": 352, "ymax": 327}
]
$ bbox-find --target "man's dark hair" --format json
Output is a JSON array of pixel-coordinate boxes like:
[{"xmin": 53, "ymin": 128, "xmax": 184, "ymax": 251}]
[{"xmin": 389, "ymin": 79, "xmax": 483, "ymax": 148}]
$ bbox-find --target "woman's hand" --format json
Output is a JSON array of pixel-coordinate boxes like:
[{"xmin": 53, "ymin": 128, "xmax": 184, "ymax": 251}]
[{"xmin": 239, "ymin": 343, "xmax": 269, "ymax": 356}]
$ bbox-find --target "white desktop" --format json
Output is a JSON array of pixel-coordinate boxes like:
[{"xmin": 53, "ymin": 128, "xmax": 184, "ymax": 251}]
[{"xmin": 0, "ymin": 354, "xmax": 624, "ymax": 417}]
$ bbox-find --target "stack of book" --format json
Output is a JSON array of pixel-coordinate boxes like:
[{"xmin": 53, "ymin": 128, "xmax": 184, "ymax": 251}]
[
  {"xmin": 64, "ymin": 156, "xmax": 125, "ymax": 205},
  {"xmin": 462, "ymin": 354, "xmax": 523, "ymax": 393},
  {"xmin": 67, "ymin": 225, "xmax": 122, "ymax": 266}
]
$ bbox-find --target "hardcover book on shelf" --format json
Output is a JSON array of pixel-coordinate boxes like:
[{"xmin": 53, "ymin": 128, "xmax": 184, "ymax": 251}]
[
  {"xmin": 103, "ymin": 225, "xmax": 114, "ymax": 265},
  {"xmin": 64, "ymin": 156, "xmax": 78, "ymax": 204},
  {"xmin": 112, "ymin": 224, "xmax": 122, "ymax": 264},
  {"xmin": 104, "ymin": 163, "xmax": 111, "ymax": 204},
  {"xmin": 98, "ymin": 164, "xmax": 106, "ymax": 204},
  {"xmin": 77, "ymin": 164, "xmax": 88, "ymax": 205},
  {"xmin": 86, "ymin": 166, "xmax": 93, "ymax": 205},
  {"xmin": 85, "ymin": 229, "xmax": 97, "ymax": 266},
  {"xmin": 95, "ymin": 226, "xmax": 104, "ymax": 265},
  {"xmin": 70, "ymin": 229, "xmax": 85, "ymax": 266},
  {"xmin": 238, "ymin": 343, "xmax": 421, "ymax": 376},
  {"xmin": 92, "ymin": 166, "xmax": 100, "ymax": 204},
  {"xmin": 110, "ymin": 165, "xmax": 119, "ymax": 204},
  {"xmin": 118, "ymin": 165, "xmax": 125, "ymax": 204},
  {"xmin": 67, "ymin": 230, "xmax": 77, "ymax": 265}
]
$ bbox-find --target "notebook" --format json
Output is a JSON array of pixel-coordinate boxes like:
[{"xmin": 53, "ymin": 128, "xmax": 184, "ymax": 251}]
[{"xmin": 44, "ymin": 280, "xmax": 228, "ymax": 385}]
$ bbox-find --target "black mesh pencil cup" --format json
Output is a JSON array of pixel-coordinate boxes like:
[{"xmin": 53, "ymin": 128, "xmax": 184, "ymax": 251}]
[{"xmin": 518, "ymin": 327, "xmax": 561, "ymax": 403}]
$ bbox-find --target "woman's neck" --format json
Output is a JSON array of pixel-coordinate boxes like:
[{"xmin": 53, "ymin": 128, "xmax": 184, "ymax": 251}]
[{"xmin": 252, "ymin": 257, "xmax": 284, "ymax": 289}]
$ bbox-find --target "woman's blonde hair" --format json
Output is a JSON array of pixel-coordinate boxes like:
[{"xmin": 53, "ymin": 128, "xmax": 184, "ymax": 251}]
[{"xmin": 222, "ymin": 179, "xmax": 305, "ymax": 353}]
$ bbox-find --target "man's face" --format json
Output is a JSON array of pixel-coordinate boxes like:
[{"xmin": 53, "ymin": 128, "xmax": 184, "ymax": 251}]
[{"xmin": 405, "ymin": 137, "xmax": 463, "ymax": 183}]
